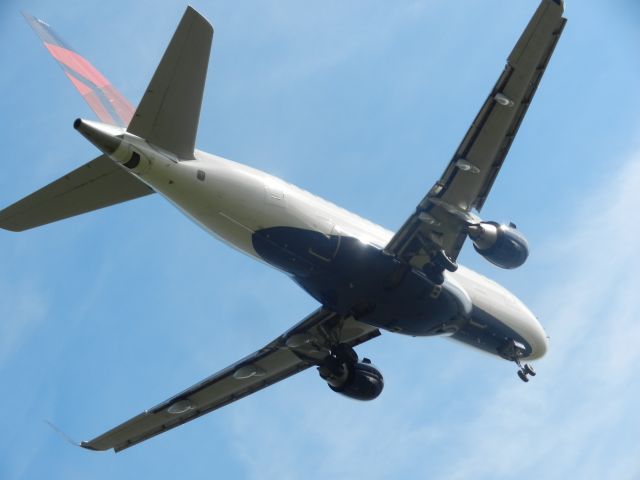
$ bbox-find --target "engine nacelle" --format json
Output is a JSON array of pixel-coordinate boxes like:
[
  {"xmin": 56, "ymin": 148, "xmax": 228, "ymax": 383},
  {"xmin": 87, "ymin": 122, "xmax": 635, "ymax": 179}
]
[
  {"xmin": 468, "ymin": 222, "xmax": 529, "ymax": 269},
  {"xmin": 320, "ymin": 359, "xmax": 384, "ymax": 401}
]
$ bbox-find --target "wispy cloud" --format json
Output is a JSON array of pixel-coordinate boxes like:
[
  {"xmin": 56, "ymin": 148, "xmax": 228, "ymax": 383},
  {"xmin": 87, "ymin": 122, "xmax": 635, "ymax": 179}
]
[
  {"xmin": 0, "ymin": 278, "xmax": 49, "ymax": 480},
  {"xmin": 0, "ymin": 279, "xmax": 48, "ymax": 368},
  {"xmin": 442, "ymin": 147, "xmax": 640, "ymax": 480},
  {"xmin": 259, "ymin": 1, "xmax": 433, "ymax": 85}
]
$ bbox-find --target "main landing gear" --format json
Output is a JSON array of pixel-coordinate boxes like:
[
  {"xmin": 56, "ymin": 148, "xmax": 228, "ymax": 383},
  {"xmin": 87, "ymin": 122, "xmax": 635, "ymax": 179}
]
[
  {"xmin": 515, "ymin": 358, "xmax": 536, "ymax": 383},
  {"xmin": 423, "ymin": 249, "xmax": 458, "ymax": 285},
  {"xmin": 318, "ymin": 343, "xmax": 358, "ymax": 387},
  {"xmin": 317, "ymin": 343, "xmax": 384, "ymax": 401}
]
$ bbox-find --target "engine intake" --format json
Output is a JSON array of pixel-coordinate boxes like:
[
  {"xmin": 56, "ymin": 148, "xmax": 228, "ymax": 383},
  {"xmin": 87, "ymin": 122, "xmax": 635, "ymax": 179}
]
[{"xmin": 468, "ymin": 222, "xmax": 529, "ymax": 269}]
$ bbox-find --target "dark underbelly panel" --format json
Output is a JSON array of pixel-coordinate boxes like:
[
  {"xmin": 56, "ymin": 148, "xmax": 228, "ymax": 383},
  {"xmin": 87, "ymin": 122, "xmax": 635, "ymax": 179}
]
[{"xmin": 252, "ymin": 226, "xmax": 472, "ymax": 336}]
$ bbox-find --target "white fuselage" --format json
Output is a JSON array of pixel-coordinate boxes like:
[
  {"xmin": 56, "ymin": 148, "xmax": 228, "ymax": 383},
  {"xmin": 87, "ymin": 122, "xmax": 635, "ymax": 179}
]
[{"xmin": 113, "ymin": 130, "xmax": 548, "ymax": 361}]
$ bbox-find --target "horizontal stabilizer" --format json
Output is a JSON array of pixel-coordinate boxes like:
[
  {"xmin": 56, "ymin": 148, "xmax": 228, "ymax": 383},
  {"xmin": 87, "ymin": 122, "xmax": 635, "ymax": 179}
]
[
  {"xmin": 0, "ymin": 155, "xmax": 153, "ymax": 232},
  {"xmin": 127, "ymin": 7, "xmax": 213, "ymax": 159}
]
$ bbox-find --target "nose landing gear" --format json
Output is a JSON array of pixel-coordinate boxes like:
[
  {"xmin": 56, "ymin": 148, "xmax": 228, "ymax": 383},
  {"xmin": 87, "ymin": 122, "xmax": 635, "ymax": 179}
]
[
  {"xmin": 515, "ymin": 359, "xmax": 536, "ymax": 382},
  {"xmin": 498, "ymin": 339, "xmax": 537, "ymax": 383}
]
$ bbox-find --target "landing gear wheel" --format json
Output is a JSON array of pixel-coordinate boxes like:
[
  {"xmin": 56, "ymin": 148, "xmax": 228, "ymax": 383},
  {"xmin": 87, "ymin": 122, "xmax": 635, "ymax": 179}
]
[
  {"xmin": 523, "ymin": 364, "xmax": 536, "ymax": 376},
  {"xmin": 332, "ymin": 343, "xmax": 358, "ymax": 364},
  {"xmin": 318, "ymin": 355, "xmax": 345, "ymax": 379},
  {"xmin": 517, "ymin": 369, "xmax": 529, "ymax": 382},
  {"xmin": 319, "ymin": 345, "xmax": 357, "ymax": 389}
]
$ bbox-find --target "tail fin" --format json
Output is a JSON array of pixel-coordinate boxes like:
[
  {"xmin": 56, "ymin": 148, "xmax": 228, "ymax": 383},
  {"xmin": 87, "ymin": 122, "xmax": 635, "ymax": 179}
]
[
  {"xmin": 127, "ymin": 7, "xmax": 213, "ymax": 159},
  {"xmin": 1, "ymin": 7, "xmax": 213, "ymax": 231},
  {"xmin": 22, "ymin": 12, "xmax": 135, "ymax": 127},
  {"xmin": 0, "ymin": 14, "xmax": 153, "ymax": 232}
]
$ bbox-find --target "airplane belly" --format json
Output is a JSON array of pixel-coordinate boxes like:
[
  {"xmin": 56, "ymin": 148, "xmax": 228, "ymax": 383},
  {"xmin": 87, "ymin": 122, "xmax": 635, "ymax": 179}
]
[
  {"xmin": 252, "ymin": 225, "xmax": 472, "ymax": 336},
  {"xmin": 125, "ymin": 149, "xmax": 542, "ymax": 351},
  {"xmin": 127, "ymin": 152, "xmax": 308, "ymax": 259}
]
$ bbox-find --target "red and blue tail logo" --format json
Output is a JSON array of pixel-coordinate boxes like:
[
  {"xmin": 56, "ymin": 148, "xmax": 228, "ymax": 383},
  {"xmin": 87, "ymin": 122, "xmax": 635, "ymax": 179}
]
[{"xmin": 23, "ymin": 12, "xmax": 135, "ymax": 127}]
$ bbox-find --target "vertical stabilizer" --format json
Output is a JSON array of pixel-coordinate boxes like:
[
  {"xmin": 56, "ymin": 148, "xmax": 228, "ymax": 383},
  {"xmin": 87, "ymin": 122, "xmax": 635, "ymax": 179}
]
[
  {"xmin": 22, "ymin": 12, "xmax": 135, "ymax": 127},
  {"xmin": 0, "ymin": 14, "xmax": 154, "ymax": 232},
  {"xmin": 126, "ymin": 7, "xmax": 214, "ymax": 159}
]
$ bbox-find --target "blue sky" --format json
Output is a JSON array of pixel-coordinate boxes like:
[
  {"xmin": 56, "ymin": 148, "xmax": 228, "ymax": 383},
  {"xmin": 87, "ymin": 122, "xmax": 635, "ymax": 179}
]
[{"xmin": 1, "ymin": 0, "xmax": 639, "ymax": 478}]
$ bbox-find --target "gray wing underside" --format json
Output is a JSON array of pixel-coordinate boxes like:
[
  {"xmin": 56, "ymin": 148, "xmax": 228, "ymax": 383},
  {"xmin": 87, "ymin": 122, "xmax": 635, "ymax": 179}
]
[
  {"xmin": 385, "ymin": 0, "xmax": 566, "ymax": 269},
  {"xmin": 81, "ymin": 308, "xmax": 380, "ymax": 453},
  {"xmin": 0, "ymin": 155, "xmax": 153, "ymax": 232}
]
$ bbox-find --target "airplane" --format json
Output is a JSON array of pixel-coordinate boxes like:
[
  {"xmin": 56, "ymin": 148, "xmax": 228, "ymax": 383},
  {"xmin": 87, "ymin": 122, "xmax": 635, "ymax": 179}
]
[{"xmin": 0, "ymin": 0, "xmax": 566, "ymax": 453}]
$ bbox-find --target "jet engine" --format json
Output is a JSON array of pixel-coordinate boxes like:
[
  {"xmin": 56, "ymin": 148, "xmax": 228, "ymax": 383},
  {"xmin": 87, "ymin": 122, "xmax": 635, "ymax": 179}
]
[
  {"xmin": 318, "ymin": 355, "xmax": 384, "ymax": 401},
  {"xmin": 468, "ymin": 222, "xmax": 529, "ymax": 269}
]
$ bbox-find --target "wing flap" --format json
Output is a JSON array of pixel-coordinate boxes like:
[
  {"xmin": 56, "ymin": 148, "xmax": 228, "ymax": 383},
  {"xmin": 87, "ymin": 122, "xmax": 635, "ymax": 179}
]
[
  {"xmin": 81, "ymin": 309, "xmax": 380, "ymax": 452},
  {"xmin": 0, "ymin": 155, "xmax": 153, "ymax": 232}
]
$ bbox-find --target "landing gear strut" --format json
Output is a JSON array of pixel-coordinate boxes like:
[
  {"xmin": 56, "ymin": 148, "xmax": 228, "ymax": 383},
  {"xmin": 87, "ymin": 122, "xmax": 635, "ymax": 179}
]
[
  {"xmin": 515, "ymin": 358, "xmax": 536, "ymax": 383},
  {"xmin": 499, "ymin": 339, "xmax": 537, "ymax": 383},
  {"xmin": 317, "ymin": 343, "xmax": 358, "ymax": 387},
  {"xmin": 423, "ymin": 250, "xmax": 458, "ymax": 285}
]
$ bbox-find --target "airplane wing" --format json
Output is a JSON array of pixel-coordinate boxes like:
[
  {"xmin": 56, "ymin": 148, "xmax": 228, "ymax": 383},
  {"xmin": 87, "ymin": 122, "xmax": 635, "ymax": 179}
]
[
  {"xmin": 385, "ymin": 0, "xmax": 566, "ymax": 269},
  {"xmin": 80, "ymin": 308, "xmax": 380, "ymax": 452}
]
